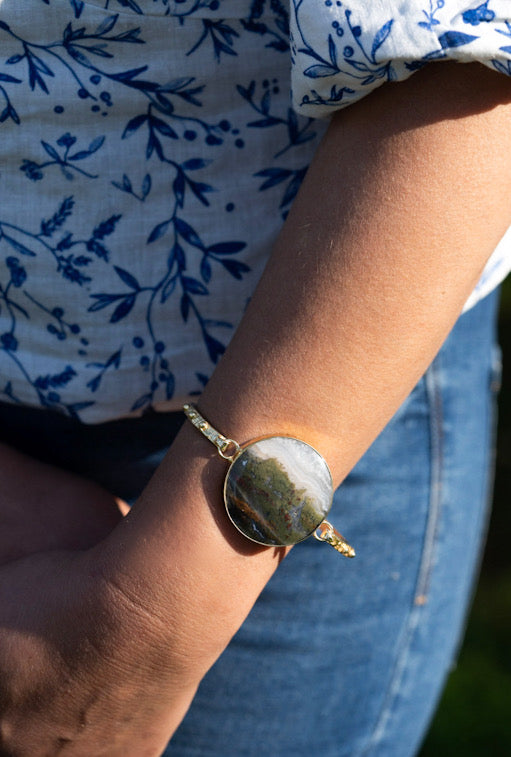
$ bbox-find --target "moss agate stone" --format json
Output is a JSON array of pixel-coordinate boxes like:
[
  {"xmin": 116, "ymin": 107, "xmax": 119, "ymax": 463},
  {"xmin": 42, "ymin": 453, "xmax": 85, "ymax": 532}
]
[{"xmin": 223, "ymin": 436, "xmax": 333, "ymax": 546}]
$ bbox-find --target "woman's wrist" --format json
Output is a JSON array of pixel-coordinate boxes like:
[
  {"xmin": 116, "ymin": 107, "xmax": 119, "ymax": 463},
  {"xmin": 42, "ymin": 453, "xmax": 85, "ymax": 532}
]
[{"xmin": 94, "ymin": 421, "xmax": 287, "ymax": 679}]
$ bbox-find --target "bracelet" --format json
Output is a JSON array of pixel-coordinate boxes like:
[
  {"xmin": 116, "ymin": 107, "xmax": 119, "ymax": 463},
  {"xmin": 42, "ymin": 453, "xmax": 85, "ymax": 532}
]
[{"xmin": 183, "ymin": 404, "xmax": 355, "ymax": 557}]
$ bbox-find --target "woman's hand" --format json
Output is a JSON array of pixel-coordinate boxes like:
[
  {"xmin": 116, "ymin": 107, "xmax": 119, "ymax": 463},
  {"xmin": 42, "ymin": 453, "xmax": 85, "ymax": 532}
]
[
  {"xmin": 0, "ymin": 446, "xmax": 198, "ymax": 755},
  {"xmin": 0, "ymin": 547, "xmax": 196, "ymax": 756},
  {"xmin": 0, "ymin": 442, "xmax": 127, "ymax": 565},
  {"xmin": 0, "ymin": 446, "xmax": 192, "ymax": 755}
]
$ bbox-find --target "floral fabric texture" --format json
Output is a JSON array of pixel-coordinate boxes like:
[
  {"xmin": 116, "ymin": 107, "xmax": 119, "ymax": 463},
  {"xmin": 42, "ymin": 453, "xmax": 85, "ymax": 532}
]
[
  {"xmin": 0, "ymin": 0, "xmax": 509, "ymax": 422},
  {"xmin": 291, "ymin": 0, "xmax": 511, "ymax": 115}
]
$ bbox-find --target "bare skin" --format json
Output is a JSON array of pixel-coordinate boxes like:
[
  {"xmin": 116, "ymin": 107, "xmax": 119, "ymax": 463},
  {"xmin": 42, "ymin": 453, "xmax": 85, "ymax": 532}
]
[
  {"xmin": 0, "ymin": 443, "xmax": 126, "ymax": 566},
  {"xmin": 0, "ymin": 63, "xmax": 510, "ymax": 755}
]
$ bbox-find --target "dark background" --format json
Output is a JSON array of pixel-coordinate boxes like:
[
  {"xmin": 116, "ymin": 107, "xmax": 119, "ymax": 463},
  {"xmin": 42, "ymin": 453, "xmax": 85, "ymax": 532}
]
[{"xmin": 420, "ymin": 278, "xmax": 511, "ymax": 755}]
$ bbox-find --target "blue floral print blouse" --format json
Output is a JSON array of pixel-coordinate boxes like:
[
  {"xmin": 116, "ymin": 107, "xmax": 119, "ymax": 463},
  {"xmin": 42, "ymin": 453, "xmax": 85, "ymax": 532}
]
[{"xmin": 0, "ymin": 0, "xmax": 509, "ymax": 422}]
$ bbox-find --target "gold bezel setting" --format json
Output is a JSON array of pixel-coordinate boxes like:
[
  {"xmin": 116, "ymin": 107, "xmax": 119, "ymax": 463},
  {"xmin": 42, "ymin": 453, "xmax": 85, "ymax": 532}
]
[{"xmin": 183, "ymin": 404, "xmax": 355, "ymax": 557}]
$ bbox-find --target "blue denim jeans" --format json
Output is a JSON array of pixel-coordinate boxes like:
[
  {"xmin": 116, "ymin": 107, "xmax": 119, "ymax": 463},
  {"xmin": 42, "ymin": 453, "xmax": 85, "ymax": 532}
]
[{"xmin": 0, "ymin": 291, "xmax": 501, "ymax": 757}]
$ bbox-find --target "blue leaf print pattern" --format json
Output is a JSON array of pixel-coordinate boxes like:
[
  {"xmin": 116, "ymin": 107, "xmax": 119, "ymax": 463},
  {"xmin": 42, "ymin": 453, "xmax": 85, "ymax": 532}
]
[
  {"xmin": 438, "ymin": 30, "xmax": 478, "ymax": 48},
  {"xmin": 290, "ymin": 0, "xmax": 511, "ymax": 116},
  {"xmin": 496, "ymin": 20, "xmax": 511, "ymax": 58},
  {"xmin": 0, "ymin": 0, "xmax": 510, "ymax": 421},
  {"xmin": 187, "ymin": 20, "xmax": 240, "ymax": 60},
  {"xmin": 237, "ymin": 78, "xmax": 316, "ymax": 157},
  {"xmin": 242, "ymin": 0, "xmax": 289, "ymax": 52},
  {"xmin": 462, "ymin": 2, "xmax": 495, "ymax": 26},
  {"xmin": 291, "ymin": 5, "xmax": 396, "ymax": 110},
  {"xmin": 20, "ymin": 134, "xmax": 105, "ymax": 182},
  {"xmin": 418, "ymin": 0, "xmax": 445, "ymax": 31}
]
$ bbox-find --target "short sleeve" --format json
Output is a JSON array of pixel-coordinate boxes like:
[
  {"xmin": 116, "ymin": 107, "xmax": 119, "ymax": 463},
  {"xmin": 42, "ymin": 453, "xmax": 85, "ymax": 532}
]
[{"xmin": 290, "ymin": 0, "xmax": 511, "ymax": 117}]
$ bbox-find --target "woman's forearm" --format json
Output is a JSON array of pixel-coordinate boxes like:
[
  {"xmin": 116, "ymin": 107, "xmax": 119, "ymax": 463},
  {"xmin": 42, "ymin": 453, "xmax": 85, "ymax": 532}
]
[{"xmin": 97, "ymin": 62, "xmax": 511, "ymax": 684}]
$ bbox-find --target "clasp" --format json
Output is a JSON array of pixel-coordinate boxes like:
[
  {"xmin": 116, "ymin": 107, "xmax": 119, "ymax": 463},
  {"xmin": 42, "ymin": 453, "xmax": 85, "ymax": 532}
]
[
  {"xmin": 314, "ymin": 521, "xmax": 355, "ymax": 558},
  {"xmin": 183, "ymin": 404, "xmax": 241, "ymax": 461}
]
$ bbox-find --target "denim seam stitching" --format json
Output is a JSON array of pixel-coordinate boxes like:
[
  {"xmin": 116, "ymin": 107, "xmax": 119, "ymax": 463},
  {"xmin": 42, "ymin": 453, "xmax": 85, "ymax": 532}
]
[
  {"xmin": 355, "ymin": 360, "xmax": 444, "ymax": 757},
  {"xmin": 414, "ymin": 361, "xmax": 444, "ymax": 603},
  {"xmin": 449, "ymin": 341, "xmax": 501, "ymax": 666}
]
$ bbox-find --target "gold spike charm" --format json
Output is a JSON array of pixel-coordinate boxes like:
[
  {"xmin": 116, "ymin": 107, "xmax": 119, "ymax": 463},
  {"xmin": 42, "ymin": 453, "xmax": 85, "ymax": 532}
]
[{"xmin": 314, "ymin": 521, "xmax": 356, "ymax": 558}]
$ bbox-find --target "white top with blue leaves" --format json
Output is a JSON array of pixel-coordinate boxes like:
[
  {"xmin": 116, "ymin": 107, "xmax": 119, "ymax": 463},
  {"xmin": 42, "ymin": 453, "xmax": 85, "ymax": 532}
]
[{"xmin": 0, "ymin": 0, "xmax": 509, "ymax": 422}]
